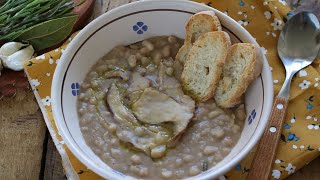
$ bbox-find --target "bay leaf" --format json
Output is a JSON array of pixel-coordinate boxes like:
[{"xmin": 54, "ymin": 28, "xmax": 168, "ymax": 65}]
[{"xmin": 16, "ymin": 15, "xmax": 77, "ymax": 51}]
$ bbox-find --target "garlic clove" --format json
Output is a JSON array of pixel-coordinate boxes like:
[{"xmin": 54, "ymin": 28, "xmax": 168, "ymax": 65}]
[
  {"xmin": 2, "ymin": 45, "xmax": 34, "ymax": 71},
  {"xmin": 0, "ymin": 42, "xmax": 28, "ymax": 57}
]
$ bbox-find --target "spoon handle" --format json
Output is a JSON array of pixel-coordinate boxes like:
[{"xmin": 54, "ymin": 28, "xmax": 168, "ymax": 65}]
[{"xmin": 247, "ymin": 96, "xmax": 288, "ymax": 180}]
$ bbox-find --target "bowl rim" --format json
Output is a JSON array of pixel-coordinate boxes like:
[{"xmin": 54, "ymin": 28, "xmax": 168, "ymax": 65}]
[{"xmin": 52, "ymin": 0, "xmax": 274, "ymax": 179}]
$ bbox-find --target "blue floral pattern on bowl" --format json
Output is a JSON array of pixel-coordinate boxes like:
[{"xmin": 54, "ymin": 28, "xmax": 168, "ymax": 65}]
[
  {"xmin": 133, "ymin": 22, "xmax": 148, "ymax": 34},
  {"xmin": 247, "ymin": 109, "xmax": 256, "ymax": 125},
  {"xmin": 71, "ymin": 83, "xmax": 80, "ymax": 96}
]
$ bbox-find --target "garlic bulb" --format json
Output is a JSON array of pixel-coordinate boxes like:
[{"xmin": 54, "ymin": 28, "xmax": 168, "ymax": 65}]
[
  {"xmin": 1, "ymin": 45, "xmax": 34, "ymax": 71},
  {"xmin": 0, "ymin": 42, "xmax": 28, "ymax": 57}
]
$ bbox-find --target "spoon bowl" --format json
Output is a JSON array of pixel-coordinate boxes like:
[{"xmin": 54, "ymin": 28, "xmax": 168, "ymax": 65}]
[
  {"xmin": 277, "ymin": 11, "xmax": 320, "ymax": 99},
  {"xmin": 278, "ymin": 12, "xmax": 320, "ymax": 71}
]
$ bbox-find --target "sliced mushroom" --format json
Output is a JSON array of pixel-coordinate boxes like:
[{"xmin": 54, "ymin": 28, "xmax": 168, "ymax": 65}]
[
  {"xmin": 131, "ymin": 88, "xmax": 194, "ymax": 137},
  {"xmin": 107, "ymin": 83, "xmax": 169, "ymax": 157},
  {"xmin": 128, "ymin": 72, "xmax": 150, "ymax": 93},
  {"xmin": 126, "ymin": 90, "xmax": 144, "ymax": 106},
  {"xmin": 104, "ymin": 68, "xmax": 129, "ymax": 81},
  {"xmin": 107, "ymin": 83, "xmax": 139, "ymax": 126}
]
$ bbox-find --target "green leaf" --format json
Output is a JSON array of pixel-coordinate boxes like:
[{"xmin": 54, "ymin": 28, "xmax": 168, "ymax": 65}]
[{"xmin": 16, "ymin": 15, "xmax": 77, "ymax": 51}]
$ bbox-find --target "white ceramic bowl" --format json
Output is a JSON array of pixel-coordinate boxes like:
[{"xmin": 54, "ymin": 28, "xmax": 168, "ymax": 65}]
[{"xmin": 52, "ymin": 0, "xmax": 273, "ymax": 179}]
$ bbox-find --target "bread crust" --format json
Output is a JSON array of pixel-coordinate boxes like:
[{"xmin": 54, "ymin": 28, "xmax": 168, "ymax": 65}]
[
  {"xmin": 181, "ymin": 31, "xmax": 231, "ymax": 102},
  {"xmin": 215, "ymin": 43, "xmax": 263, "ymax": 108},
  {"xmin": 176, "ymin": 11, "xmax": 222, "ymax": 64}
]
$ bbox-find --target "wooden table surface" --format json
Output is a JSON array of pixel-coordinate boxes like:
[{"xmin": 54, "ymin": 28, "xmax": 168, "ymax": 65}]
[{"xmin": 1, "ymin": 0, "xmax": 319, "ymax": 180}]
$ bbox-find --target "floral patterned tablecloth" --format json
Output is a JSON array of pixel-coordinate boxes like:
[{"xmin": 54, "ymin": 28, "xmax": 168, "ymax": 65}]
[{"xmin": 24, "ymin": 0, "xmax": 320, "ymax": 179}]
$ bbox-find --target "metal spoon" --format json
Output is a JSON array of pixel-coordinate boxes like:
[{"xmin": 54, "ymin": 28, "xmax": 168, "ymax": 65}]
[{"xmin": 247, "ymin": 11, "xmax": 320, "ymax": 180}]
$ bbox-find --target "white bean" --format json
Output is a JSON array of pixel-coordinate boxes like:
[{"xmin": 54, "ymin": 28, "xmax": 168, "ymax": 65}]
[
  {"xmin": 208, "ymin": 110, "xmax": 222, "ymax": 119},
  {"xmin": 168, "ymin": 36, "xmax": 177, "ymax": 44},
  {"xmin": 211, "ymin": 127, "xmax": 225, "ymax": 139},
  {"xmin": 130, "ymin": 154, "xmax": 142, "ymax": 164},
  {"xmin": 81, "ymin": 83, "xmax": 90, "ymax": 89},
  {"xmin": 139, "ymin": 167, "xmax": 149, "ymax": 177},
  {"xmin": 214, "ymin": 152, "xmax": 223, "ymax": 161},
  {"xmin": 175, "ymin": 170, "xmax": 185, "ymax": 178},
  {"xmin": 232, "ymin": 125, "xmax": 241, "ymax": 134},
  {"xmin": 222, "ymin": 147, "xmax": 231, "ymax": 155},
  {"xmin": 152, "ymin": 52, "xmax": 162, "ymax": 64},
  {"xmin": 135, "ymin": 53, "xmax": 142, "ymax": 60},
  {"xmin": 141, "ymin": 57, "xmax": 150, "ymax": 66},
  {"xmin": 175, "ymin": 158, "xmax": 183, "ymax": 167},
  {"xmin": 163, "ymin": 59, "xmax": 174, "ymax": 67},
  {"xmin": 151, "ymin": 145, "xmax": 167, "ymax": 158},
  {"xmin": 94, "ymin": 139, "xmax": 103, "ymax": 146},
  {"xmin": 89, "ymin": 97, "xmax": 97, "ymax": 105},
  {"xmin": 130, "ymin": 165, "xmax": 140, "ymax": 174},
  {"xmin": 183, "ymin": 155, "xmax": 193, "ymax": 162},
  {"xmin": 80, "ymin": 126, "xmax": 89, "ymax": 131},
  {"xmin": 78, "ymin": 107, "xmax": 85, "ymax": 115},
  {"xmin": 235, "ymin": 104, "xmax": 246, "ymax": 121},
  {"xmin": 80, "ymin": 118, "xmax": 88, "ymax": 126},
  {"xmin": 142, "ymin": 40, "xmax": 154, "ymax": 51},
  {"xmin": 161, "ymin": 170, "xmax": 173, "ymax": 179},
  {"xmin": 140, "ymin": 47, "xmax": 149, "ymax": 55},
  {"xmin": 165, "ymin": 67, "xmax": 174, "ymax": 76},
  {"xmin": 110, "ymin": 148, "xmax": 121, "ymax": 158},
  {"xmin": 189, "ymin": 166, "xmax": 200, "ymax": 176},
  {"xmin": 222, "ymin": 137, "xmax": 233, "ymax": 147},
  {"xmin": 203, "ymin": 146, "xmax": 218, "ymax": 155},
  {"xmin": 79, "ymin": 93, "xmax": 86, "ymax": 100},
  {"xmin": 128, "ymin": 55, "xmax": 137, "ymax": 68},
  {"xmin": 218, "ymin": 119, "xmax": 225, "ymax": 126},
  {"xmin": 162, "ymin": 45, "xmax": 171, "ymax": 57}
]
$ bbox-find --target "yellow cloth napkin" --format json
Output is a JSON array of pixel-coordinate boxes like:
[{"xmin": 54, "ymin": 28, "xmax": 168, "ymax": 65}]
[{"xmin": 24, "ymin": 0, "xmax": 320, "ymax": 179}]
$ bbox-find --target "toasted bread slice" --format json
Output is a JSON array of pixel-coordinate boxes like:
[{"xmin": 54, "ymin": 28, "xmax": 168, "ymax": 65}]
[
  {"xmin": 181, "ymin": 31, "xmax": 231, "ymax": 102},
  {"xmin": 176, "ymin": 11, "xmax": 222, "ymax": 64},
  {"xmin": 214, "ymin": 43, "xmax": 263, "ymax": 108}
]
